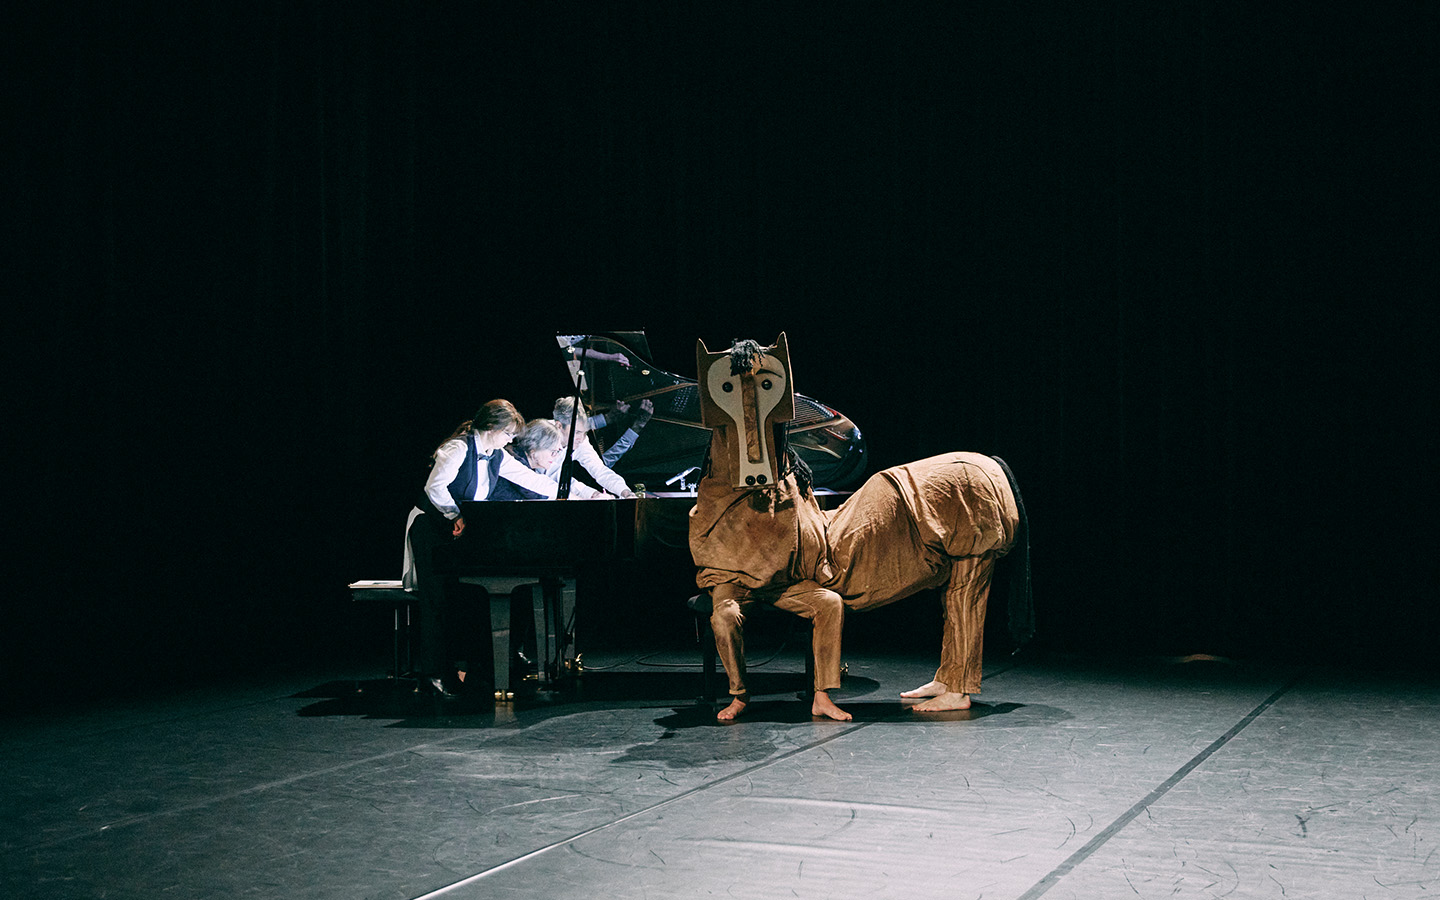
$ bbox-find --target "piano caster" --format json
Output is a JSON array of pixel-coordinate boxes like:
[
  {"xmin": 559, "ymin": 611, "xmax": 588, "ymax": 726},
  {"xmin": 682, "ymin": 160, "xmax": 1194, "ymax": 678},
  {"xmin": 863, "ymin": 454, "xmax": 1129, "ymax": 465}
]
[{"xmin": 494, "ymin": 690, "xmax": 515, "ymax": 702}]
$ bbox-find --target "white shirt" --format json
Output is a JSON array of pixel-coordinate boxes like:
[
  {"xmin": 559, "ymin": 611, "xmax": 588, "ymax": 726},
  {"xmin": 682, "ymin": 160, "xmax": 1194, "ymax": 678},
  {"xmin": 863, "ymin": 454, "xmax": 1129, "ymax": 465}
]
[
  {"xmin": 423, "ymin": 435, "xmax": 558, "ymax": 519},
  {"xmin": 403, "ymin": 435, "xmax": 562, "ymax": 589},
  {"xmin": 546, "ymin": 436, "xmax": 635, "ymax": 498},
  {"xmin": 532, "ymin": 463, "xmax": 605, "ymax": 500}
]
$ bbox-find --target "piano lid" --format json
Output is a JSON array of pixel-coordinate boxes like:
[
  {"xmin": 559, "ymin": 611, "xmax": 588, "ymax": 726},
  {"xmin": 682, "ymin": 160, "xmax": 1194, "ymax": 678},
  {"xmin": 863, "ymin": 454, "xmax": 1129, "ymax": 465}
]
[{"xmin": 556, "ymin": 332, "xmax": 867, "ymax": 490}]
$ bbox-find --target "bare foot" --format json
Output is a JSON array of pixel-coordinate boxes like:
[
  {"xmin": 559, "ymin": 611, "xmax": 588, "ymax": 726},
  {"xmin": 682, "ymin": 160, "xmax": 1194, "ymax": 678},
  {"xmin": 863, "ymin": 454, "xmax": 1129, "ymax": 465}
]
[
  {"xmin": 912, "ymin": 692, "xmax": 971, "ymax": 712},
  {"xmin": 811, "ymin": 691, "xmax": 853, "ymax": 721},
  {"xmin": 900, "ymin": 680, "xmax": 947, "ymax": 699},
  {"xmin": 717, "ymin": 695, "xmax": 749, "ymax": 721}
]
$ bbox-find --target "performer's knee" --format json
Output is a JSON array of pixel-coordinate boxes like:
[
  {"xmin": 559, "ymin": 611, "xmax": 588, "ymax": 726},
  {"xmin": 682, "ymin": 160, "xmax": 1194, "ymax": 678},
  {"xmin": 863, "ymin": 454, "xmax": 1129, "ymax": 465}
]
[
  {"xmin": 711, "ymin": 598, "xmax": 745, "ymax": 634},
  {"xmin": 805, "ymin": 589, "xmax": 844, "ymax": 626}
]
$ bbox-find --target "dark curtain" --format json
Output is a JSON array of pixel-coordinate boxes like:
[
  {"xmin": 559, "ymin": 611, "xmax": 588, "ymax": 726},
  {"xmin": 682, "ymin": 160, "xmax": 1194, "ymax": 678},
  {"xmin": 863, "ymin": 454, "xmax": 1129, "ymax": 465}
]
[{"xmin": 11, "ymin": 2, "xmax": 1437, "ymax": 692}]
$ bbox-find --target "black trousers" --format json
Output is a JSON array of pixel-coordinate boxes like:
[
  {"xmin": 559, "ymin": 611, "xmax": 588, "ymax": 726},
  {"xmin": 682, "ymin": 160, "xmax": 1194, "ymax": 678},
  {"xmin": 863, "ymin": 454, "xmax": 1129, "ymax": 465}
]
[
  {"xmin": 406, "ymin": 512, "xmax": 488, "ymax": 679},
  {"xmin": 406, "ymin": 512, "xmax": 534, "ymax": 686}
]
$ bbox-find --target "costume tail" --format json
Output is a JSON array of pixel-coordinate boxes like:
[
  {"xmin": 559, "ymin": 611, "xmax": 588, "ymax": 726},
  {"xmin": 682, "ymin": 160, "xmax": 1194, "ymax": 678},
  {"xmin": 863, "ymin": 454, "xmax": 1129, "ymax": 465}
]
[{"xmin": 991, "ymin": 456, "xmax": 1034, "ymax": 648}]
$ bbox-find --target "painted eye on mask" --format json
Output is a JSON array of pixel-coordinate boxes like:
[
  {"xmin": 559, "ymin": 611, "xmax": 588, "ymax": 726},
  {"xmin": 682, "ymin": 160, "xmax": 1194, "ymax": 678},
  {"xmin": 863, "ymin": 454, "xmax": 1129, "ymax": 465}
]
[
  {"xmin": 722, "ymin": 382, "xmax": 734, "ymax": 392},
  {"xmin": 761, "ymin": 379, "xmax": 773, "ymax": 390}
]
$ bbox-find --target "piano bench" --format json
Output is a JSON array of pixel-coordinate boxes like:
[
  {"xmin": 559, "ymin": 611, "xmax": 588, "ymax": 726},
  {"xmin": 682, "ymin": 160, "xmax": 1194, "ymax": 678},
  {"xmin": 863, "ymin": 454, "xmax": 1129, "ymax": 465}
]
[
  {"xmin": 687, "ymin": 593, "xmax": 816, "ymax": 705},
  {"xmin": 348, "ymin": 581, "xmax": 415, "ymax": 682}
]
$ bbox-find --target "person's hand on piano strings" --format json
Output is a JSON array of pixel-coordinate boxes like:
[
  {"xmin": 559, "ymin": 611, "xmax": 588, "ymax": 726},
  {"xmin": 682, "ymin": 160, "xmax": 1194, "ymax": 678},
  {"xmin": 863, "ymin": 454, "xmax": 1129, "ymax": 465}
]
[
  {"xmin": 451, "ymin": 516, "xmax": 465, "ymax": 538},
  {"xmin": 635, "ymin": 398, "xmax": 654, "ymax": 427}
]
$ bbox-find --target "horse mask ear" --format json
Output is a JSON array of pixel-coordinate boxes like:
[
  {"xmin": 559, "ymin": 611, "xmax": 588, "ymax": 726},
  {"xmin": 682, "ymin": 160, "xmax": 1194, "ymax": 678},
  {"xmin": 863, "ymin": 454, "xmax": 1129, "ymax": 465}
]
[
  {"xmin": 697, "ymin": 333, "xmax": 797, "ymax": 489},
  {"xmin": 696, "ymin": 338, "xmax": 729, "ymax": 429}
]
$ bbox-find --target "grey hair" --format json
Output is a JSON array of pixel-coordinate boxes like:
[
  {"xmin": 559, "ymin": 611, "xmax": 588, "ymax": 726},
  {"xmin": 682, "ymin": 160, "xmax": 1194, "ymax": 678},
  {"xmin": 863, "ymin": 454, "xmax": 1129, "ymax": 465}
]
[
  {"xmin": 513, "ymin": 418, "xmax": 564, "ymax": 461},
  {"xmin": 551, "ymin": 396, "xmax": 590, "ymax": 427}
]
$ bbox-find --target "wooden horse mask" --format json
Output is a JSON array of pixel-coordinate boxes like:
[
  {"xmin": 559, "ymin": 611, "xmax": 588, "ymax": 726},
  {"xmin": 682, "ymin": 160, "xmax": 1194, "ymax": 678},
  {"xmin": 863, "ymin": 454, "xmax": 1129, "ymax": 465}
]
[{"xmin": 696, "ymin": 334, "xmax": 796, "ymax": 489}]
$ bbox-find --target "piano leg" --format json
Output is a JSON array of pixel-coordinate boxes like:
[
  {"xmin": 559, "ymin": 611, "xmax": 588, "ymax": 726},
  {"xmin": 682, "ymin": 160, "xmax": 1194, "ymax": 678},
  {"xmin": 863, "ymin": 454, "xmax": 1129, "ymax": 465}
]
[
  {"xmin": 537, "ymin": 577, "xmax": 577, "ymax": 685},
  {"xmin": 489, "ymin": 591, "xmax": 513, "ymax": 700},
  {"xmin": 459, "ymin": 577, "xmax": 549, "ymax": 700},
  {"xmin": 458, "ymin": 575, "xmax": 577, "ymax": 695}
]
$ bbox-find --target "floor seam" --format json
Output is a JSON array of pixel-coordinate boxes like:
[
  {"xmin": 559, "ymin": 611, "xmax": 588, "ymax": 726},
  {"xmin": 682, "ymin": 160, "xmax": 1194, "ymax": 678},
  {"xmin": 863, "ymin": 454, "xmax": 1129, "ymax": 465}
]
[
  {"xmin": 1013, "ymin": 669, "xmax": 1307, "ymax": 900},
  {"xmin": 406, "ymin": 721, "xmax": 877, "ymax": 899},
  {"xmin": 12, "ymin": 731, "xmax": 479, "ymax": 854},
  {"xmin": 408, "ymin": 659, "xmax": 1030, "ymax": 899}
]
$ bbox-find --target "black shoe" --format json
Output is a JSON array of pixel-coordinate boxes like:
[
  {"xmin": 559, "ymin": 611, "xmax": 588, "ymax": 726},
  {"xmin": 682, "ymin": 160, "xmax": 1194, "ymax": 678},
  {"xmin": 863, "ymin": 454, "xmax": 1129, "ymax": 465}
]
[
  {"xmin": 514, "ymin": 650, "xmax": 538, "ymax": 678},
  {"xmin": 419, "ymin": 673, "xmax": 461, "ymax": 700}
]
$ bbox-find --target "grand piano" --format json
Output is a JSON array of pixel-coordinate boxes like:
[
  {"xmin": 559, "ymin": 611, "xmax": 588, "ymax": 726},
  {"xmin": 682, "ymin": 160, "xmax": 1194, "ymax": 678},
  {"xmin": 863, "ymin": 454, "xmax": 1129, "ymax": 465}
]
[{"xmin": 450, "ymin": 332, "xmax": 865, "ymax": 694}]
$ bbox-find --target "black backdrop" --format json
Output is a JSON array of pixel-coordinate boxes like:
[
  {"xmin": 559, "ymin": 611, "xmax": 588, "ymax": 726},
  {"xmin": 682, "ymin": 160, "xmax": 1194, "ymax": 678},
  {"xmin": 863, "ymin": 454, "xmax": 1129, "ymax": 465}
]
[{"xmin": 12, "ymin": 2, "xmax": 1437, "ymax": 695}]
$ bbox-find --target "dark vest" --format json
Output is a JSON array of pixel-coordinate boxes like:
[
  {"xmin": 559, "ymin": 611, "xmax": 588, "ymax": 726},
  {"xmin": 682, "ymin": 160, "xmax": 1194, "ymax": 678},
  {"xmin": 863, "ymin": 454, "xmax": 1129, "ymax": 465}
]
[
  {"xmin": 487, "ymin": 450, "xmax": 549, "ymax": 501},
  {"xmin": 447, "ymin": 437, "xmax": 549, "ymax": 502},
  {"xmin": 443, "ymin": 435, "xmax": 486, "ymax": 508},
  {"xmin": 417, "ymin": 437, "xmax": 542, "ymax": 529}
]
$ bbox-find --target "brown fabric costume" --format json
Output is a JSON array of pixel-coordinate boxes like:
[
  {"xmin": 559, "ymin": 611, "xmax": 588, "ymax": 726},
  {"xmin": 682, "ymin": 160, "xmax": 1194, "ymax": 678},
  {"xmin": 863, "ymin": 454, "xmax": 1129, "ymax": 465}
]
[
  {"xmin": 690, "ymin": 424, "xmax": 842, "ymax": 695},
  {"xmin": 690, "ymin": 437, "xmax": 1019, "ymax": 697},
  {"xmin": 823, "ymin": 452, "xmax": 1019, "ymax": 694}
]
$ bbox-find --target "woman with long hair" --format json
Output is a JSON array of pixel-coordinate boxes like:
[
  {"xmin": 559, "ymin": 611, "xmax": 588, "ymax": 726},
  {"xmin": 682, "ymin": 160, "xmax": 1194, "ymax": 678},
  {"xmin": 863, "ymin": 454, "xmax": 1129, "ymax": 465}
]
[{"xmin": 402, "ymin": 399, "xmax": 559, "ymax": 698}]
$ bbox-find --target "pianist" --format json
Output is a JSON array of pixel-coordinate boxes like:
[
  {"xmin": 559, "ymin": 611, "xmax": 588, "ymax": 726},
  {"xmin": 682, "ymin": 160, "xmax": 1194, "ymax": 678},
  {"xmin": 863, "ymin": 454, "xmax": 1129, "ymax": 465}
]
[
  {"xmin": 402, "ymin": 399, "xmax": 560, "ymax": 699},
  {"xmin": 587, "ymin": 398, "xmax": 654, "ymax": 467},
  {"xmin": 494, "ymin": 418, "xmax": 617, "ymax": 500},
  {"xmin": 551, "ymin": 397, "xmax": 639, "ymax": 499}
]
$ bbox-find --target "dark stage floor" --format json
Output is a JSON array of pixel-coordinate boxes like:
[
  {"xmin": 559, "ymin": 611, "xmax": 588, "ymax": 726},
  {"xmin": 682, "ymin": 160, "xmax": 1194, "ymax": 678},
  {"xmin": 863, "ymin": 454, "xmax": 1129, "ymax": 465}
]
[{"xmin": 4, "ymin": 646, "xmax": 1438, "ymax": 899}]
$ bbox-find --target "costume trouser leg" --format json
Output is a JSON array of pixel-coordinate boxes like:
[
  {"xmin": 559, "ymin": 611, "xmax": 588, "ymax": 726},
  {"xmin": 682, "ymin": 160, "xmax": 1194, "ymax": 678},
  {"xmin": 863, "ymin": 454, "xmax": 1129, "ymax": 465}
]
[
  {"xmin": 925, "ymin": 457, "xmax": 1020, "ymax": 695},
  {"xmin": 933, "ymin": 555, "xmax": 997, "ymax": 695},
  {"xmin": 709, "ymin": 592, "xmax": 750, "ymax": 697},
  {"xmin": 711, "ymin": 580, "xmax": 845, "ymax": 697},
  {"xmin": 774, "ymin": 583, "xmax": 845, "ymax": 693}
]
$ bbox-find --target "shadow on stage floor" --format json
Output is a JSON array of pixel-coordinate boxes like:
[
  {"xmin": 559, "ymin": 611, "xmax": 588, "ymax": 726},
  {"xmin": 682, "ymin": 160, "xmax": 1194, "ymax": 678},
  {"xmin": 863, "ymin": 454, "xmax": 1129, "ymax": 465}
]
[{"xmin": 5, "ymin": 648, "xmax": 1438, "ymax": 900}]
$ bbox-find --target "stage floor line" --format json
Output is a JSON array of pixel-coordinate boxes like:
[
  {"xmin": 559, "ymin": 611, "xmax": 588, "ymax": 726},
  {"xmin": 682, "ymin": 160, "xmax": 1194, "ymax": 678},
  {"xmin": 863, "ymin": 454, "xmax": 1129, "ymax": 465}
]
[{"xmin": 3, "ymin": 649, "xmax": 1437, "ymax": 899}]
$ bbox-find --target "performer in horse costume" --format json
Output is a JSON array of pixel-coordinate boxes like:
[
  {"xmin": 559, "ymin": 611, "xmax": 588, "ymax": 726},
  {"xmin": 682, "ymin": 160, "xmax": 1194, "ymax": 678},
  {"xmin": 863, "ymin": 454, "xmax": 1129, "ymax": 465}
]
[{"xmin": 689, "ymin": 335, "xmax": 1032, "ymax": 721}]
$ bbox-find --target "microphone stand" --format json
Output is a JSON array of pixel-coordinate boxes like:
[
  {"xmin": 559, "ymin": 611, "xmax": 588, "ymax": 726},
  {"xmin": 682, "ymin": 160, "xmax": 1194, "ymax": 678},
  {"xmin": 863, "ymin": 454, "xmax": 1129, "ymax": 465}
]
[{"xmin": 557, "ymin": 337, "xmax": 590, "ymax": 499}]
